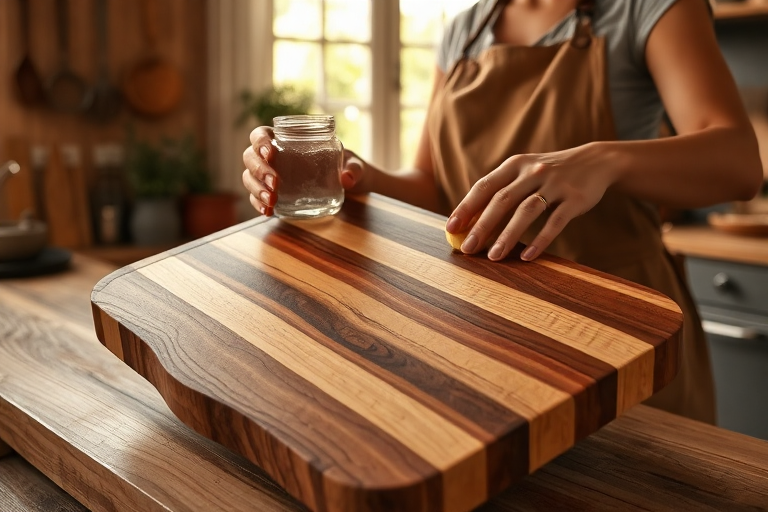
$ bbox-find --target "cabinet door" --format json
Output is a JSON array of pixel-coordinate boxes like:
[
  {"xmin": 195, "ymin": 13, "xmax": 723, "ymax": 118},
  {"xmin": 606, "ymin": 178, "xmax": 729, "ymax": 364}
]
[
  {"xmin": 686, "ymin": 257, "xmax": 768, "ymax": 316},
  {"xmin": 703, "ymin": 321, "xmax": 768, "ymax": 441}
]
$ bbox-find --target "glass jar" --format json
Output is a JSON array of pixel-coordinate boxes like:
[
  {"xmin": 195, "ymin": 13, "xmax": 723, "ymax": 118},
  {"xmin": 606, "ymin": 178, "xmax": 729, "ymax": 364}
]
[{"xmin": 271, "ymin": 114, "xmax": 344, "ymax": 218}]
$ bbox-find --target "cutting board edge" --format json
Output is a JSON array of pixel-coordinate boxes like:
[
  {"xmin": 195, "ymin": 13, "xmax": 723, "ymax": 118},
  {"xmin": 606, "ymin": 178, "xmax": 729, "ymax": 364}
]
[{"xmin": 89, "ymin": 300, "xmax": 467, "ymax": 512}]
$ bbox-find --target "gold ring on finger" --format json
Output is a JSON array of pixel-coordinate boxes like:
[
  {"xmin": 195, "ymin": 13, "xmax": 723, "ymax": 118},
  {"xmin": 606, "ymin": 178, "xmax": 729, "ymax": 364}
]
[{"xmin": 533, "ymin": 192, "xmax": 548, "ymax": 209}]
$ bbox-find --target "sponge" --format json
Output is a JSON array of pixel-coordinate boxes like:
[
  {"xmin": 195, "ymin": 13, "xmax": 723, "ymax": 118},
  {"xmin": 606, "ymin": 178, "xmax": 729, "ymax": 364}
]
[
  {"xmin": 445, "ymin": 225, "xmax": 470, "ymax": 250},
  {"xmin": 445, "ymin": 212, "xmax": 481, "ymax": 251}
]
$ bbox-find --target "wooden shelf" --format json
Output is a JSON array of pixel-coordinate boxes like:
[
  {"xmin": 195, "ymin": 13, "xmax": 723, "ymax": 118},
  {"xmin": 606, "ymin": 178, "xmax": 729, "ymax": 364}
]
[{"xmin": 713, "ymin": 0, "xmax": 768, "ymax": 20}]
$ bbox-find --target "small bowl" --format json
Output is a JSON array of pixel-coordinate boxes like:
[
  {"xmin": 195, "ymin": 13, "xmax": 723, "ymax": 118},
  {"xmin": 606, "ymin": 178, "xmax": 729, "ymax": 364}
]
[{"xmin": 0, "ymin": 220, "xmax": 48, "ymax": 262}]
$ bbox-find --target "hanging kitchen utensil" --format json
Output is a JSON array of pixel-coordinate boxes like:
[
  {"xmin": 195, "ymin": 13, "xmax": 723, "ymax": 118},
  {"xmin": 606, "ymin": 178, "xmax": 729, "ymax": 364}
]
[
  {"xmin": 2, "ymin": 138, "xmax": 37, "ymax": 220},
  {"xmin": 88, "ymin": 0, "xmax": 121, "ymax": 122},
  {"xmin": 123, "ymin": 0, "xmax": 183, "ymax": 117},
  {"xmin": 14, "ymin": 0, "xmax": 46, "ymax": 107},
  {"xmin": 48, "ymin": 0, "xmax": 92, "ymax": 113}
]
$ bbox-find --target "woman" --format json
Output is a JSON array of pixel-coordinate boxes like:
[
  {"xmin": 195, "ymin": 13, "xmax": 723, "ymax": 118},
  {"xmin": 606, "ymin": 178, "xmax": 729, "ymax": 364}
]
[{"xmin": 242, "ymin": 0, "xmax": 763, "ymax": 423}]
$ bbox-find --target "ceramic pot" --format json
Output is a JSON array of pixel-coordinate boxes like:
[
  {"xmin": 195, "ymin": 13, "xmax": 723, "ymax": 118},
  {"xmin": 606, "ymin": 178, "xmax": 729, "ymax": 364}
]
[
  {"xmin": 130, "ymin": 198, "xmax": 181, "ymax": 246},
  {"xmin": 0, "ymin": 220, "xmax": 48, "ymax": 262}
]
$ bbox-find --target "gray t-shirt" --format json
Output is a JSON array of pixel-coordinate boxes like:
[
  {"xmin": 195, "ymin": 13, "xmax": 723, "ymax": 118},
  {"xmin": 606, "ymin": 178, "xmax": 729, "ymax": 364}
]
[{"xmin": 437, "ymin": 0, "xmax": 678, "ymax": 141}]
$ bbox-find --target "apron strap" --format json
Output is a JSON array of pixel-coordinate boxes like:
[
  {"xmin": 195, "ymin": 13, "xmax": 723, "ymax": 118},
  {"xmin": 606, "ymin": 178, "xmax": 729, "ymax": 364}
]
[
  {"xmin": 460, "ymin": 0, "xmax": 510, "ymax": 58},
  {"xmin": 573, "ymin": 0, "xmax": 596, "ymax": 48},
  {"xmin": 576, "ymin": 0, "xmax": 596, "ymax": 16}
]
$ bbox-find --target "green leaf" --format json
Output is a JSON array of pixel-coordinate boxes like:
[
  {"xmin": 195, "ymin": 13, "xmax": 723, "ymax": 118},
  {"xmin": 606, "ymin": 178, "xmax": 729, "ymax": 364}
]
[
  {"xmin": 124, "ymin": 131, "xmax": 212, "ymax": 198},
  {"xmin": 235, "ymin": 84, "xmax": 314, "ymax": 127}
]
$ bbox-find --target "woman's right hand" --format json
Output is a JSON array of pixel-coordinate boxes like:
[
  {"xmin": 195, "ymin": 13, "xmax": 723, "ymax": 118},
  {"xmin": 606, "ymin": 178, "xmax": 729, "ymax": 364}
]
[{"xmin": 243, "ymin": 126, "xmax": 278, "ymax": 216}]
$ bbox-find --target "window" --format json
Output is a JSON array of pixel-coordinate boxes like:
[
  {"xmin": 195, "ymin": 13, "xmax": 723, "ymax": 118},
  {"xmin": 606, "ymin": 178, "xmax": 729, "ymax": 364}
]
[{"xmin": 270, "ymin": 0, "xmax": 476, "ymax": 169}]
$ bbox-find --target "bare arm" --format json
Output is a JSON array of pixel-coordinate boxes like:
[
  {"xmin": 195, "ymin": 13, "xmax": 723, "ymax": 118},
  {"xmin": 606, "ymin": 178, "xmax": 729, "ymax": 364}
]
[
  {"xmin": 447, "ymin": 0, "xmax": 763, "ymax": 261},
  {"xmin": 603, "ymin": 0, "xmax": 762, "ymax": 207},
  {"xmin": 343, "ymin": 67, "xmax": 446, "ymax": 212}
]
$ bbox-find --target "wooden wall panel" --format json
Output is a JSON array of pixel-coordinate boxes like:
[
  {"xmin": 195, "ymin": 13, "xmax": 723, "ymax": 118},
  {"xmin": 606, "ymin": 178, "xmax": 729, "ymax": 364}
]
[{"xmin": 0, "ymin": 0, "xmax": 207, "ymax": 216}]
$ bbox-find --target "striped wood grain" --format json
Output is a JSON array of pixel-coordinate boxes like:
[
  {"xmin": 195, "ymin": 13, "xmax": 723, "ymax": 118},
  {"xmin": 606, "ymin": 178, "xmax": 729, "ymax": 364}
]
[{"xmin": 91, "ymin": 194, "xmax": 683, "ymax": 512}]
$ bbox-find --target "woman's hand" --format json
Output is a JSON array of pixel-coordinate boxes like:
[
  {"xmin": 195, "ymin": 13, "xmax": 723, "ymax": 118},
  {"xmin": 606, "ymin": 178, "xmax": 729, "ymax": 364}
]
[
  {"xmin": 445, "ymin": 144, "xmax": 617, "ymax": 262},
  {"xmin": 341, "ymin": 149, "xmax": 376, "ymax": 195},
  {"xmin": 243, "ymin": 126, "xmax": 278, "ymax": 216},
  {"xmin": 243, "ymin": 127, "xmax": 376, "ymax": 215}
]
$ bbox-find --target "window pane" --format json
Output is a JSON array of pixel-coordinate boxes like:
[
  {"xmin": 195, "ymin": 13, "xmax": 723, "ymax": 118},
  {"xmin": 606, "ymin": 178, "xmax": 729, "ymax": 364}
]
[
  {"xmin": 441, "ymin": 0, "xmax": 479, "ymax": 20},
  {"xmin": 274, "ymin": 41, "xmax": 322, "ymax": 96},
  {"xmin": 325, "ymin": 0, "xmax": 371, "ymax": 42},
  {"xmin": 326, "ymin": 44, "xmax": 371, "ymax": 103},
  {"xmin": 332, "ymin": 108, "xmax": 372, "ymax": 161},
  {"xmin": 401, "ymin": 47, "xmax": 435, "ymax": 107},
  {"xmin": 274, "ymin": 0, "xmax": 322, "ymax": 39},
  {"xmin": 400, "ymin": 2, "xmax": 444, "ymax": 46},
  {"xmin": 400, "ymin": 1, "xmax": 478, "ymax": 45},
  {"xmin": 401, "ymin": 108, "xmax": 426, "ymax": 167}
]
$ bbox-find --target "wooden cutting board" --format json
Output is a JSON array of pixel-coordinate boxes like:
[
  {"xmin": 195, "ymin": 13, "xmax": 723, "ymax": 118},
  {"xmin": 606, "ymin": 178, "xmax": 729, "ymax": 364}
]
[
  {"xmin": 64, "ymin": 147, "xmax": 94, "ymax": 248},
  {"xmin": 91, "ymin": 194, "xmax": 682, "ymax": 512},
  {"xmin": 43, "ymin": 145, "xmax": 86, "ymax": 249}
]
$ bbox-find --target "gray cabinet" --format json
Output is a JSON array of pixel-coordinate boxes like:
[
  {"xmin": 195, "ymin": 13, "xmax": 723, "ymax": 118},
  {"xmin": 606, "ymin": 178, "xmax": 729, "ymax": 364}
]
[{"xmin": 686, "ymin": 257, "xmax": 768, "ymax": 440}]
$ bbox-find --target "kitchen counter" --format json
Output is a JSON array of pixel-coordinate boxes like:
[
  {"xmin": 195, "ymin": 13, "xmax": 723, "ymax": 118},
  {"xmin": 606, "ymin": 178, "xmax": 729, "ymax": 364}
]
[
  {"xmin": 1, "ymin": 252, "xmax": 768, "ymax": 510},
  {"xmin": 663, "ymin": 224, "xmax": 768, "ymax": 266}
]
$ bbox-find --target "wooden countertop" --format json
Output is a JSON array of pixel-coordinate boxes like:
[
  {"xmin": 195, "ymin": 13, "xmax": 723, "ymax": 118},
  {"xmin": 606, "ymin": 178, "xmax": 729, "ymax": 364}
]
[
  {"xmin": 662, "ymin": 224, "xmax": 768, "ymax": 266},
  {"xmin": 1, "ymin": 242, "xmax": 768, "ymax": 510},
  {"xmin": 713, "ymin": 0, "xmax": 768, "ymax": 20}
]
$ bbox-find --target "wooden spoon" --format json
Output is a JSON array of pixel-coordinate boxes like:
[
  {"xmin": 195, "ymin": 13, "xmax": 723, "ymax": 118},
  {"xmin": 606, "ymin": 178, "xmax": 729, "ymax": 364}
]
[
  {"xmin": 47, "ymin": 0, "xmax": 92, "ymax": 113},
  {"xmin": 123, "ymin": 0, "xmax": 183, "ymax": 117},
  {"xmin": 88, "ymin": 0, "xmax": 122, "ymax": 122},
  {"xmin": 14, "ymin": 0, "xmax": 46, "ymax": 106}
]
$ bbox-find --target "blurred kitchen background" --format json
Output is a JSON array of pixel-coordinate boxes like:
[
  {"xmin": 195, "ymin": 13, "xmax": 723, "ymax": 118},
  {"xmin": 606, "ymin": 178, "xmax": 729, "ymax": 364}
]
[{"xmin": 0, "ymin": 0, "xmax": 767, "ymax": 268}]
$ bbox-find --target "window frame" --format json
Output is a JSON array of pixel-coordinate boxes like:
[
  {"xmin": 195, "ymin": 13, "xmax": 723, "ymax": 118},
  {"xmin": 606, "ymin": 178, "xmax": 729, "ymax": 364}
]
[{"xmin": 262, "ymin": 1, "xmax": 462, "ymax": 170}]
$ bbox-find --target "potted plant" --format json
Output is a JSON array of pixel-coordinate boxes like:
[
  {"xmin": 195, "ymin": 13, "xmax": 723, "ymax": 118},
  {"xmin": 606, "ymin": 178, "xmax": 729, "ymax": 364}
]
[
  {"xmin": 124, "ymin": 134, "xmax": 187, "ymax": 246},
  {"xmin": 236, "ymin": 84, "xmax": 313, "ymax": 127},
  {"xmin": 178, "ymin": 136, "xmax": 240, "ymax": 239}
]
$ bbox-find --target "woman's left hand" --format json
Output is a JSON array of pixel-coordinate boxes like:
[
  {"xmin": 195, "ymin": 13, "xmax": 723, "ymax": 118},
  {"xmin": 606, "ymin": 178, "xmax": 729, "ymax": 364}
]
[{"xmin": 445, "ymin": 143, "xmax": 617, "ymax": 262}]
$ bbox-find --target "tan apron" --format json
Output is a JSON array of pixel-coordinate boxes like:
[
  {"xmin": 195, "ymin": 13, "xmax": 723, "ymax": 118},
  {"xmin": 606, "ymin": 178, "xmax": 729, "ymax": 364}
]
[{"xmin": 427, "ymin": 0, "xmax": 715, "ymax": 423}]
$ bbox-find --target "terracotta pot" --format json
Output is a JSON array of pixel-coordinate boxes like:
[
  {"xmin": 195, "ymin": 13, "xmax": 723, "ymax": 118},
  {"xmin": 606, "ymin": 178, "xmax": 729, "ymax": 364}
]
[{"xmin": 182, "ymin": 193, "xmax": 239, "ymax": 239}]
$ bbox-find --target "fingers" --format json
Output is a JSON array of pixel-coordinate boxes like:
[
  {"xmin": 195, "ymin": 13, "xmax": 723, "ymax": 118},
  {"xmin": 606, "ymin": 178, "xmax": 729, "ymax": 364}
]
[
  {"xmin": 243, "ymin": 145, "xmax": 277, "ymax": 185},
  {"xmin": 458, "ymin": 179, "xmax": 530, "ymax": 254},
  {"xmin": 486, "ymin": 192, "xmax": 549, "ymax": 260},
  {"xmin": 243, "ymin": 168, "xmax": 276, "ymax": 216},
  {"xmin": 519, "ymin": 204, "xmax": 576, "ymax": 261},
  {"xmin": 341, "ymin": 160, "xmax": 362, "ymax": 190},
  {"xmin": 249, "ymin": 126, "xmax": 274, "ymax": 151},
  {"xmin": 248, "ymin": 192, "xmax": 274, "ymax": 217},
  {"xmin": 341, "ymin": 149, "xmax": 375, "ymax": 194},
  {"xmin": 243, "ymin": 126, "xmax": 279, "ymax": 216},
  {"xmin": 446, "ymin": 155, "xmax": 524, "ymax": 235},
  {"xmin": 341, "ymin": 155, "xmax": 364, "ymax": 190}
]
